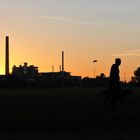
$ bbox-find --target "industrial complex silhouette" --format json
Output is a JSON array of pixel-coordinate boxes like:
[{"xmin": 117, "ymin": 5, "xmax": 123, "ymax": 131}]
[
  {"xmin": 0, "ymin": 36, "xmax": 135, "ymax": 88},
  {"xmin": 0, "ymin": 36, "xmax": 84, "ymax": 88}
]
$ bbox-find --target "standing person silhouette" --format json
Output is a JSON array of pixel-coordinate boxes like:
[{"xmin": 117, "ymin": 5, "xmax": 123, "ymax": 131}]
[{"xmin": 110, "ymin": 58, "xmax": 121, "ymax": 110}]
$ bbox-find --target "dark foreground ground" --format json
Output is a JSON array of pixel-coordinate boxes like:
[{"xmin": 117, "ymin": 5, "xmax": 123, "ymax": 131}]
[{"xmin": 0, "ymin": 87, "xmax": 140, "ymax": 139}]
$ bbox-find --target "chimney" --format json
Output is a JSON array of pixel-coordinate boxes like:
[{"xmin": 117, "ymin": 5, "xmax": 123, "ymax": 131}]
[
  {"xmin": 5, "ymin": 36, "xmax": 9, "ymax": 76},
  {"xmin": 62, "ymin": 51, "xmax": 64, "ymax": 72}
]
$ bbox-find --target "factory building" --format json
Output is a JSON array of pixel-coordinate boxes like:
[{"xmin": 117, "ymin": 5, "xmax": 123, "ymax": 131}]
[
  {"xmin": 0, "ymin": 36, "xmax": 81, "ymax": 87},
  {"xmin": 12, "ymin": 63, "xmax": 38, "ymax": 77},
  {"xmin": 39, "ymin": 71, "xmax": 81, "ymax": 86}
]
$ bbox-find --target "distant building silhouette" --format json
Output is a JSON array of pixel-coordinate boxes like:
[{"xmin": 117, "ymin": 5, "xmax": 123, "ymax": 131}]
[
  {"xmin": 39, "ymin": 71, "xmax": 81, "ymax": 87},
  {"xmin": 11, "ymin": 62, "xmax": 81, "ymax": 87},
  {"xmin": 12, "ymin": 62, "xmax": 38, "ymax": 77}
]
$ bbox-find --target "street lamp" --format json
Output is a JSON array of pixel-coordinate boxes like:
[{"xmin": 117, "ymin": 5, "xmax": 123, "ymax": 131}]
[{"xmin": 93, "ymin": 60, "xmax": 98, "ymax": 78}]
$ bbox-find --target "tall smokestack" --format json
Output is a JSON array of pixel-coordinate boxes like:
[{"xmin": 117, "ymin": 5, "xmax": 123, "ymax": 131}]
[
  {"xmin": 5, "ymin": 36, "xmax": 9, "ymax": 76},
  {"xmin": 62, "ymin": 51, "xmax": 64, "ymax": 72}
]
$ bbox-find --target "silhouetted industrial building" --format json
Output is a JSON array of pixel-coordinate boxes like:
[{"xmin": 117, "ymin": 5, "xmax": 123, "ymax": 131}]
[
  {"xmin": 39, "ymin": 71, "xmax": 82, "ymax": 86},
  {"xmin": 0, "ymin": 36, "xmax": 114, "ymax": 88},
  {"xmin": 12, "ymin": 63, "xmax": 38, "ymax": 77}
]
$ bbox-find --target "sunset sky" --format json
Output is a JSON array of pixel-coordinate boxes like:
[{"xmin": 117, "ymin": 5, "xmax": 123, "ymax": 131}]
[{"xmin": 0, "ymin": 0, "xmax": 140, "ymax": 81}]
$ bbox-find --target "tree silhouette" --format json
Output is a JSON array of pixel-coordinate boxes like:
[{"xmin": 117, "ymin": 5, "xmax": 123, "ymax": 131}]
[
  {"xmin": 100, "ymin": 73, "xmax": 106, "ymax": 78},
  {"xmin": 134, "ymin": 67, "xmax": 140, "ymax": 84}
]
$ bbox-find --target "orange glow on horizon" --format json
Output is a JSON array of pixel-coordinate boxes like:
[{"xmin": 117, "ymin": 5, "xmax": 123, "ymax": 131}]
[
  {"xmin": 0, "ymin": 34, "xmax": 136, "ymax": 83},
  {"xmin": 0, "ymin": 15, "xmax": 139, "ymax": 83}
]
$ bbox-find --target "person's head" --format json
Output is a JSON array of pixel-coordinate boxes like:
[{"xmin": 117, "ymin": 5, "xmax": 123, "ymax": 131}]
[{"xmin": 115, "ymin": 58, "xmax": 121, "ymax": 66}]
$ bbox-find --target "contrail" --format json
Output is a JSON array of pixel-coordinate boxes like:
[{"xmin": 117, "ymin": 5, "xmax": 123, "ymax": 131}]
[
  {"xmin": 39, "ymin": 15, "xmax": 79, "ymax": 23},
  {"xmin": 38, "ymin": 15, "xmax": 102, "ymax": 26},
  {"xmin": 37, "ymin": 15, "xmax": 135, "ymax": 27}
]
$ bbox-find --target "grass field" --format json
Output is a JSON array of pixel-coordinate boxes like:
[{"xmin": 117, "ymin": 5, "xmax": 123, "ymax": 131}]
[{"xmin": 0, "ymin": 87, "xmax": 140, "ymax": 139}]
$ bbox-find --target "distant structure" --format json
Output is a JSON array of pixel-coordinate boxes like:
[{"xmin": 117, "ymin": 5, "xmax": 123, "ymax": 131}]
[
  {"xmin": 5, "ymin": 36, "xmax": 9, "ymax": 76},
  {"xmin": 62, "ymin": 51, "xmax": 64, "ymax": 72},
  {"xmin": 0, "ymin": 35, "xmax": 82, "ymax": 87},
  {"xmin": 38, "ymin": 51, "xmax": 82, "ymax": 86},
  {"xmin": 12, "ymin": 62, "xmax": 38, "ymax": 77}
]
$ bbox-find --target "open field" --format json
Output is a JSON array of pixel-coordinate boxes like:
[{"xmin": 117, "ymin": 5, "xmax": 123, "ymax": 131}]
[{"xmin": 0, "ymin": 87, "xmax": 140, "ymax": 139}]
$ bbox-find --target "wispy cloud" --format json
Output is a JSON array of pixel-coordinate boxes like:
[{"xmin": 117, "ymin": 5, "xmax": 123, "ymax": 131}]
[
  {"xmin": 38, "ymin": 15, "xmax": 102, "ymax": 26},
  {"xmin": 39, "ymin": 16, "xmax": 78, "ymax": 23},
  {"xmin": 111, "ymin": 49, "xmax": 140, "ymax": 57},
  {"xmin": 37, "ymin": 15, "xmax": 136, "ymax": 27}
]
